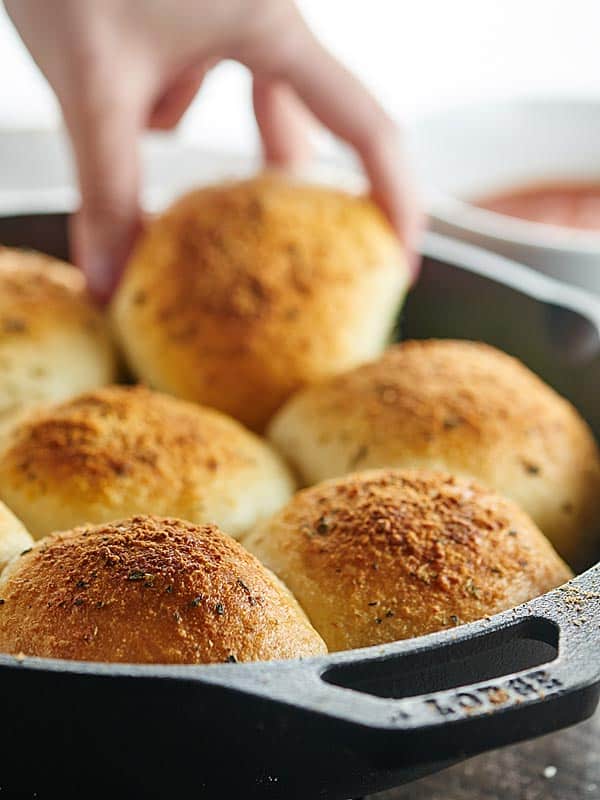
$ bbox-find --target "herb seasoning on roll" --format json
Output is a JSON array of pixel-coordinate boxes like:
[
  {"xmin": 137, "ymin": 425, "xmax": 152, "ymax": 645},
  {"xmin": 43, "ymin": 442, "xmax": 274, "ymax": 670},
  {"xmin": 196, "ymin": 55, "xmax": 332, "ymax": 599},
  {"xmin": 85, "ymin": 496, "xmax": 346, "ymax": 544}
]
[
  {"xmin": 269, "ymin": 339, "xmax": 600, "ymax": 568},
  {"xmin": 0, "ymin": 515, "xmax": 326, "ymax": 663},
  {"xmin": 112, "ymin": 174, "xmax": 409, "ymax": 431},
  {"xmin": 243, "ymin": 469, "xmax": 572, "ymax": 652}
]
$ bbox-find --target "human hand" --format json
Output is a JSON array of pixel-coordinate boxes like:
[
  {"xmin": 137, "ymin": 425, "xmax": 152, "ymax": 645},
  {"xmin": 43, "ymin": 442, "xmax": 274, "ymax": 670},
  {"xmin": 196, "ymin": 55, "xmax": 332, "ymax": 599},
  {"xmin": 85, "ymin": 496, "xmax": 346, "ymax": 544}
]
[{"xmin": 5, "ymin": 0, "xmax": 421, "ymax": 301}]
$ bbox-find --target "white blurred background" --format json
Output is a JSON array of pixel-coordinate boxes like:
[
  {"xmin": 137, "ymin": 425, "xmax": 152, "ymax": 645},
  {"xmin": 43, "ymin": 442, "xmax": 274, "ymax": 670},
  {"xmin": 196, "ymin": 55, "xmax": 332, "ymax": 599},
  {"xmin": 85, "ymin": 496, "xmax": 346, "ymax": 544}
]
[{"xmin": 2, "ymin": 0, "xmax": 600, "ymax": 153}]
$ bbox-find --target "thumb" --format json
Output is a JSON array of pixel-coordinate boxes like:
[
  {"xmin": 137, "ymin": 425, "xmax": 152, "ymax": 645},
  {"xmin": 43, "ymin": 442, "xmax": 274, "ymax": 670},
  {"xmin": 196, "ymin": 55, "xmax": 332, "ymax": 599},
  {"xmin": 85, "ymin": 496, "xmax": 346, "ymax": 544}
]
[{"xmin": 63, "ymin": 89, "xmax": 144, "ymax": 302}]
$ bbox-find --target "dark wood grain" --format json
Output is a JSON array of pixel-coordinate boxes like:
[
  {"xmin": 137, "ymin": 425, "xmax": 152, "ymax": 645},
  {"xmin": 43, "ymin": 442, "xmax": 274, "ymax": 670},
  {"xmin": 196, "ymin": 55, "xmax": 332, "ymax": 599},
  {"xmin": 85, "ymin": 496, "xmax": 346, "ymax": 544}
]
[{"xmin": 372, "ymin": 708, "xmax": 599, "ymax": 799}]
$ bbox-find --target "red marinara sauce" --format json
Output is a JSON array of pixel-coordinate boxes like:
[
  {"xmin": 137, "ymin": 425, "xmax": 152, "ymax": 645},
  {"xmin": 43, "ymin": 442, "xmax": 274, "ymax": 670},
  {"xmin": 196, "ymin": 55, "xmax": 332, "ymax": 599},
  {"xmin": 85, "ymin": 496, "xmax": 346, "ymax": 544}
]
[{"xmin": 476, "ymin": 181, "xmax": 600, "ymax": 231}]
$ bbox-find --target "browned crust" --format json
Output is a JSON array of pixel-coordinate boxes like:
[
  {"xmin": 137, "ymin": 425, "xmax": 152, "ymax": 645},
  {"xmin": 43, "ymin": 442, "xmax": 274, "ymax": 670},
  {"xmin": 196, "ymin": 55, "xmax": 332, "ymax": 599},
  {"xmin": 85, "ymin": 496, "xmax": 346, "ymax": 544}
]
[
  {"xmin": 244, "ymin": 469, "xmax": 573, "ymax": 652},
  {"xmin": 0, "ymin": 247, "xmax": 105, "ymax": 338},
  {"xmin": 1, "ymin": 385, "xmax": 260, "ymax": 497},
  {"xmin": 269, "ymin": 339, "xmax": 600, "ymax": 566},
  {"xmin": 0, "ymin": 384, "xmax": 294, "ymax": 538},
  {"xmin": 113, "ymin": 174, "xmax": 407, "ymax": 430},
  {"xmin": 0, "ymin": 515, "xmax": 326, "ymax": 663}
]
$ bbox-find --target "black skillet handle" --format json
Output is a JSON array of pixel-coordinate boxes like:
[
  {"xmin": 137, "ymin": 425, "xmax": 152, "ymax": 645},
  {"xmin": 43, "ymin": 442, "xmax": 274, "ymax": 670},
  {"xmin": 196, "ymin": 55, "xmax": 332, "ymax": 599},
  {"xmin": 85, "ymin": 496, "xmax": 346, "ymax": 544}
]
[{"xmin": 299, "ymin": 565, "xmax": 600, "ymax": 765}]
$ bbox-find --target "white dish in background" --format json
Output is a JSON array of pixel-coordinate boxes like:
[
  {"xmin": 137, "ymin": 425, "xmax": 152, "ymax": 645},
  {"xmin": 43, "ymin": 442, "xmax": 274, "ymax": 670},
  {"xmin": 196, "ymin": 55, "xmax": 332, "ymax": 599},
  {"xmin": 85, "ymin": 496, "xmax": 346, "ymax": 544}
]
[
  {"xmin": 6, "ymin": 114, "xmax": 600, "ymax": 297},
  {"xmin": 0, "ymin": 128, "xmax": 262, "ymax": 215},
  {"xmin": 410, "ymin": 97, "xmax": 600, "ymax": 294},
  {"xmin": 0, "ymin": 128, "xmax": 364, "ymax": 218}
]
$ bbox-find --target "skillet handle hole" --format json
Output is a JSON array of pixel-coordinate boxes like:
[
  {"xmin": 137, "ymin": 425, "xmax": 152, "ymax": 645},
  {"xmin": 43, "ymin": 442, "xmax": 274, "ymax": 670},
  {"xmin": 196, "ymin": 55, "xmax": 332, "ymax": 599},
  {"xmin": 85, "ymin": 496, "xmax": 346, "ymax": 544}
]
[{"xmin": 321, "ymin": 617, "xmax": 559, "ymax": 699}]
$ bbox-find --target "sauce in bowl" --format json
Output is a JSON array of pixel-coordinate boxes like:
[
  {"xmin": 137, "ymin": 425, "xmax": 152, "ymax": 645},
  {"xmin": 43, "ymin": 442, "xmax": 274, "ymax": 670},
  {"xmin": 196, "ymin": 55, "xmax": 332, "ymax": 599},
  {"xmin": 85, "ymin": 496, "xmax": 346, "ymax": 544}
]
[{"xmin": 476, "ymin": 182, "xmax": 600, "ymax": 231}]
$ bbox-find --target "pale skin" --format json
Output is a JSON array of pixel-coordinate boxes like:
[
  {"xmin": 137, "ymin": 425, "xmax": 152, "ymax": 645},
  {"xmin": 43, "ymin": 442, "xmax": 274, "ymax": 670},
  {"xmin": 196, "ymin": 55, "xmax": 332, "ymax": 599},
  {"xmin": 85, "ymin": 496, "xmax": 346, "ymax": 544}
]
[{"xmin": 5, "ymin": 0, "xmax": 422, "ymax": 301}]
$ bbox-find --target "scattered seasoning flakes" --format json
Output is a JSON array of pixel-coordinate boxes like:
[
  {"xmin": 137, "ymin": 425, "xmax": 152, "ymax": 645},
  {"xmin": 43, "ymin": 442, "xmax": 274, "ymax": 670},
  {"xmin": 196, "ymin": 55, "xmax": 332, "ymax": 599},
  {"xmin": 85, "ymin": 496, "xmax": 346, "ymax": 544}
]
[
  {"xmin": 0, "ymin": 599, "xmax": 5, "ymax": 606},
  {"xmin": 3, "ymin": 318, "xmax": 27, "ymax": 334},
  {"xmin": 127, "ymin": 570, "xmax": 146, "ymax": 582},
  {"xmin": 20, "ymin": 548, "xmax": 32, "ymax": 556},
  {"xmin": 236, "ymin": 579, "xmax": 257, "ymax": 606},
  {"xmin": 315, "ymin": 515, "xmax": 331, "ymax": 535},
  {"xmin": 190, "ymin": 596, "xmax": 203, "ymax": 607},
  {"xmin": 508, "ymin": 529, "xmax": 518, "ymax": 537},
  {"xmin": 368, "ymin": 601, "xmax": 378, "ymax": 607},
  {"xmin": 443, "ymin": 415, "xmax": 463, "ymax": 430},
  {"xmin": 465, "ymin": 579, "xmax": 481, "ymax": 598},
  {"xmin": 165, "ymin": 584, "xmax": 174, "ymax": 594},
  {"xmin": 450, "ymin": 615, "xmax": 460, "ymax": 625},
  {"xmin": 73, "ymin": 598, "xmax": 84, "ymax": 606},
  {"xmin": 226, "ymin": 654, "xmax": 238, "ymax": 663},
  {"xmin": 173, "ymin": 611, "xmax": 182, "ymax": 623},
  {"xmin": 215, "ymin": 603, "xmax": 225, "ymax": 616},
  {"xmin": 76, "ymin": 580, "xmax": 89, "ymax": 589},
  {"xmin": 375, "ymin": 617, "xmax": 382, "ymax": 625},
  {"xmin": 385, "ymin": 610, "xmax": 394, "ymax": 618},
  {"xmin": 523, "ymin": 461, "xmax": 540, "ymax": 475}
]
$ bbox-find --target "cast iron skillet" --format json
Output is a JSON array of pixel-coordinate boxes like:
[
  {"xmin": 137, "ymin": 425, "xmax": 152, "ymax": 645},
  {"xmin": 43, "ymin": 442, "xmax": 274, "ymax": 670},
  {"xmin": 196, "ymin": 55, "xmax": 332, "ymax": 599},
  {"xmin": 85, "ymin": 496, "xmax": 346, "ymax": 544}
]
[{"xmin": 0, "ymin": 215, "xmax": 598, "ymax": 799}]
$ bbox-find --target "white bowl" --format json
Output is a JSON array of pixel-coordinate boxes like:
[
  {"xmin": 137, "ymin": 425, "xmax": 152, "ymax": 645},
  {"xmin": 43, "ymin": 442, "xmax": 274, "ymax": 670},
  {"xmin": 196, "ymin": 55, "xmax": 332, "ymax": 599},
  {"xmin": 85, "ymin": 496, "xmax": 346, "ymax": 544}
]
[{"xmin": 411, "ymin": 98, "xmax": 600, "ymax": 294}]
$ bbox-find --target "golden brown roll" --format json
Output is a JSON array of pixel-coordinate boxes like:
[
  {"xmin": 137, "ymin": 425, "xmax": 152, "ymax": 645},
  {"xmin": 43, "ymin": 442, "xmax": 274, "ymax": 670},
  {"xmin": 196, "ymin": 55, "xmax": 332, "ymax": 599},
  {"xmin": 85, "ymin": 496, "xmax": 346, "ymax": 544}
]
[
  {"xmin": 243, "ymin": 469, "xmax": 572, "ymax": 652},
  {"xmin": 269, "ymin": 339, "xmax": 600, "ymax": 567},
  {"xmin": 0, "ymin": 247, "xmax": 117, "ymax": 427},
  {"xmin": 0, "ymin": 515, "xmax": 326, "ymax": 663},
  {"xmin": 0, "ymin": 385, "xmax": 295, "ymax": 540},
  {"xmin": 0, "ymin": 501, "xmax": 33, "ymax": 574},
  {"xmin": 112, "ymin": 174, "xmax": 409, "ymax": 431}
]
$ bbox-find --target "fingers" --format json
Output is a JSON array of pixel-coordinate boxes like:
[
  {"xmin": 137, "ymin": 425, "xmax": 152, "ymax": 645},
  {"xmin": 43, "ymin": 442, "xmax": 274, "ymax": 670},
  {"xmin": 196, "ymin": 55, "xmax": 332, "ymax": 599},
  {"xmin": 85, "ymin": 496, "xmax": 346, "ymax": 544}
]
[
  {"xmin": 149, "ymin": 63, "xmax": 213, "ymax": 130},
  {"xmin": 366, "ymin": 135, "xmax": 424, "ymax": 280},
  {"xmin": 61, "ymin": 82, "xmax": 147, "ymax": 302},
  {"xmin": 274, "ymin": 27, "xmax": 423, "ymax": 275},
  {"xmin": 252, "ymin": 76, "xmax": 314, "ymax": 168}
]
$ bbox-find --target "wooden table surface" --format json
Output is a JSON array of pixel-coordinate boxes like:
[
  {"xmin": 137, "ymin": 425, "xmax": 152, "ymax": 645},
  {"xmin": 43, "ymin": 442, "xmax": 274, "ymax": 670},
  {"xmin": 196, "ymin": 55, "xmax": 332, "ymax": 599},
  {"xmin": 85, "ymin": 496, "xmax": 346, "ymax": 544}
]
[{"xmin": 373, "ymin": 708, "xmax": 599, "ymax": 800}]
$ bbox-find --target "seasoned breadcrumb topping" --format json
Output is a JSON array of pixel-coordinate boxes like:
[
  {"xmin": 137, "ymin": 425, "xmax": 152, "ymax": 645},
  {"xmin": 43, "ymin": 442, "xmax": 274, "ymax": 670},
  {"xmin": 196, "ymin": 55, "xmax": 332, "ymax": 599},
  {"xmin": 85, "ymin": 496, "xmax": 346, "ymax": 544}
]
[{"xmin": 0, "ymin": 515, "xmax": 326, "ymax": 663}]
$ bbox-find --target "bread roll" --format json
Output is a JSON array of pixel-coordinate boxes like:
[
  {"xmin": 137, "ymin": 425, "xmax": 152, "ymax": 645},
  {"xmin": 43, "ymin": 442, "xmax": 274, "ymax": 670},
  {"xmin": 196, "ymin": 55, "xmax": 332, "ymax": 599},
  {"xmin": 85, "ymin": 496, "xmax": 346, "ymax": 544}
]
[
  {"xmin": 0, "ymin": 501, "xmax": 33, "ymax": 574},
  {"xmin": 269, "ymin": 339, "xmax": 600, "ymax": 566},
  {"xmin": 243, "ymin": 469, "xmax": 572, "ymax": 652},
  {"xmin": 0, "ymin": 385, "xmax": 294, "ymax": 540},
  {"xmin": 0, "ymin": 248, "xmax": 117, "ymax": 427},
  {"xmin": 0, "ymin": 515, "xmax": 326, "ymax": 663},
  {"xmin": 112, "ymin": 174, "xmax": 409, "ymax": 431}
]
